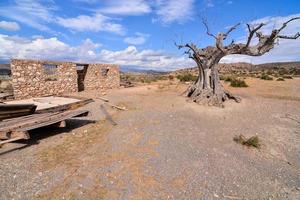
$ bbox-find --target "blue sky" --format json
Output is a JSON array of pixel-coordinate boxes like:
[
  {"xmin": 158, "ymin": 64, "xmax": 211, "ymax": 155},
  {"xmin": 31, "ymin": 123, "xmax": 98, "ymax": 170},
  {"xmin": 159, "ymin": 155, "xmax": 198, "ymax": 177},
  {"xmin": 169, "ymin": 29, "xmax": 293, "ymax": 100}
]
[{"xmin": 0, "ymin": 0, "xmax": 300, "ymax": 70}]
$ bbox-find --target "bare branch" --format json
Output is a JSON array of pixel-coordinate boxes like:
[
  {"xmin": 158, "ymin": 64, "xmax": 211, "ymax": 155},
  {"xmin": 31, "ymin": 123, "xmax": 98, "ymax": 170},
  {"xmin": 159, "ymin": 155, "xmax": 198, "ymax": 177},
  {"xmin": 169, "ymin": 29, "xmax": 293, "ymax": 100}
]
[
  {"xmin": 175, "ymin": 42, "xmax": 201, "ymax": 57},
  {"xmin": 278, "ymin": 17, "xmax": 300, "ymax": 33},
  {"xmin": 202, "ymin": 19, "xmax": 217, "ymax": 39},
  {"xmin": 245, "ymin": 23, "xmax": 265, "ymax": 47},
  {"xmin": 224, "ymin": 23, "xmax": 240, "ymax": 38},
  {"xmin": 278, "ymin": 32, "xmax": 300, "ymax": 39}
]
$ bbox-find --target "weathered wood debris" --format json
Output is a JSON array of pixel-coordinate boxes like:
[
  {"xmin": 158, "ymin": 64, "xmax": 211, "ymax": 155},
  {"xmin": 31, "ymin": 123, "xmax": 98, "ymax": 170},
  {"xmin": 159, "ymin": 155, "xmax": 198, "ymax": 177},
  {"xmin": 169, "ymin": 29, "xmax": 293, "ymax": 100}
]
[{"xmin": 0, "ymin": 96, "xmax": 93, "ymax": 145}]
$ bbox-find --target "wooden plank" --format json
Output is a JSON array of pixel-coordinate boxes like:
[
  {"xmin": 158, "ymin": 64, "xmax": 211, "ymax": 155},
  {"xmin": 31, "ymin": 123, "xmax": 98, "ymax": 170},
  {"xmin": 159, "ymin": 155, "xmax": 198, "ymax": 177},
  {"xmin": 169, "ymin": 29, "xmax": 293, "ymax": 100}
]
[
  {"xmin": 0, "ymin": 112, "xmax": 59, "ymax": 130},
  {"xmin": 1, "ymin": 113, "xmax": 49, "ymax": 122},
  {"xmin": 18, "ymin": 110, "xmax": 89, "ymax": 131},
  {"xmin": 105, "ymin": 102, "xmax": 127, "ymax": 111},
  {"xmin": 0, "ymin": 104, "xmax": 37, "ymax": 120},
  {"xmin": 0, "ymin": 110, "xmax": 89, "ymax": 133},
  {"xmin": 0, "ymin": 136, "xmax": 26, "ymax": 145},
  {"xmin": 0, "ymin": 131, "xmax": 29, "ymax": 141},
  {"xmin": 97, "ymin": 97, "xmax": 109, "ymax": 102},
  {"xmin": 35, "ymin": 98, "xmax": 93, "ymax": 114}
]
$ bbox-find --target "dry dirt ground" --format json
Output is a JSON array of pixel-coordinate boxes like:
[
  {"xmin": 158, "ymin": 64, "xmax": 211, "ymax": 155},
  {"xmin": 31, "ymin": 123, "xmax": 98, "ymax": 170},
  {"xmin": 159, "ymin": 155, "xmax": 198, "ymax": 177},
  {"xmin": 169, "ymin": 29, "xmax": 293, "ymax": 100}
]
[{"xmin": 0, "ymin": 78, "xmax": 300, "ymax": 200}]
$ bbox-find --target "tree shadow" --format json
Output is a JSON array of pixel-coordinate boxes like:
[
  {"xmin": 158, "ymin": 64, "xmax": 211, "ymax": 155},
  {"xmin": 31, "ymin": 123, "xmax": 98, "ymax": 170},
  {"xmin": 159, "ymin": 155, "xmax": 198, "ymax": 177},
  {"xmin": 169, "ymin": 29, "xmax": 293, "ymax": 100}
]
[{"xmin": 0, "ymin": 118, "xmax": 96, "ymax": 156}]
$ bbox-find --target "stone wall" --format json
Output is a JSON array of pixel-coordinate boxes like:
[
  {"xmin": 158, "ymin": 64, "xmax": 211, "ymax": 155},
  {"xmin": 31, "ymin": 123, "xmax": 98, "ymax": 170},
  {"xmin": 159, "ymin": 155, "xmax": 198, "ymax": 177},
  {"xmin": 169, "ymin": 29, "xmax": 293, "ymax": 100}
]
[
  {"xmin": 10, "ymin": 59, "xmax": 120, "ymax": 99},
  {"xmin": 11, "ymin": 59, "xmax": 78, "ymax": 99},
  {"xmin": 84, "ymin": 64, "xmax": 120, "ymax": 90}
]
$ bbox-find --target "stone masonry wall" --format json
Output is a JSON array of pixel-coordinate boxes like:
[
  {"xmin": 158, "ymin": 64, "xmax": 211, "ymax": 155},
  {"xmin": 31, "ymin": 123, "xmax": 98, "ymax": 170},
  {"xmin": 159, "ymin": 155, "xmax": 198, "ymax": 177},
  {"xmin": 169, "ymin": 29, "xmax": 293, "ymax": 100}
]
[
  {"xmin": 84, "ymin": 64, "xmax": 120, "ymax": 90},
  {"xmin": 10, "ymin": 59, "xmax": 120, "ymax": 99},
  {"xmin": 11, "ymin": 59, "xmax": 78, "ymax": 99}
]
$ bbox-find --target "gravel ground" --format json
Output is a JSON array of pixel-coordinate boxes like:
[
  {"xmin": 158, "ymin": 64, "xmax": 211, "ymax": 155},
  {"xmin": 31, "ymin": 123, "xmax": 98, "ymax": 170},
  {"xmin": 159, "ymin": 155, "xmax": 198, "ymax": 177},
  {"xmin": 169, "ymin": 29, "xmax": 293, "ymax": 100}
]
[{"xmin": 0, "ymin": 78, "xmax": 300, "ymax": 199}]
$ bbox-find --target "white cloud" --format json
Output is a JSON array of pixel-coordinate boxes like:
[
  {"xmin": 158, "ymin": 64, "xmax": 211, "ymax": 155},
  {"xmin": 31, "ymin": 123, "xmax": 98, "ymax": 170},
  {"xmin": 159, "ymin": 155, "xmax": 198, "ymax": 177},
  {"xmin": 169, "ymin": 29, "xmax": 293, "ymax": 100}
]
[
  {"xmin": 99, "ymin": 0, "xmax": 151, "ymax": 16},
  {"xmin": 221, "ymin": 13, "xmax": 300, "ymax": 64},
  {"xmin": 154, "ymin": 0, "xmax": 195, "ymax": 24},
  {"xmin": 124, "ymin": 32, "xmax": 149, "ymax": 45},
  {"xmin": 0, "ymin": 0, "xmax": 125, "ymax": 35},
  {"xmin": 56, "ymin": 14, "xmax": 125, "ymax": 35},
  {"xmin": 249, "ymin": 14, "xmax": 300, "ymax": 36},
  {"xmin": 0, "ymin": 21, "xmax": 20, "ymax": 31},
  {"xmin": 0, "ymin": 0, "xmax": 55, "ymax": 31},
  {"xmin": 99, "ymin": 46, "xmax": 193, "ymax": 70},
  {"xmin": 0, "ymin": 34, "xmax": 192, "ymax": 70}
]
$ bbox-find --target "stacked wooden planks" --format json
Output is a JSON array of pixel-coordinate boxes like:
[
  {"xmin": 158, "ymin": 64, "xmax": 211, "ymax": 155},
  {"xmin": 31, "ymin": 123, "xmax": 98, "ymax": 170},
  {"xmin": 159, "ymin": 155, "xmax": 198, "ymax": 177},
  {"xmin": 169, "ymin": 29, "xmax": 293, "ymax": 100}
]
[
  {"xmin": 0, "ymin": 104, "xmax": 37, "ymax": 120},
  {"xmin": 0, "ymin": 109, "xmax": 89, "ymax": 145}
]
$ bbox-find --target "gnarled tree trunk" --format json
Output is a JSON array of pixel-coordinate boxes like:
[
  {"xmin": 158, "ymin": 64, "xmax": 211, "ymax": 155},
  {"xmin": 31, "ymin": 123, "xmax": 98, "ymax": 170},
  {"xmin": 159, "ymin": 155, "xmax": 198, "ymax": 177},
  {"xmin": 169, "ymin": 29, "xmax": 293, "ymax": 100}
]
[{"xmin": 177, "ymin": 17, "xmax": 300, "ymax": 107}]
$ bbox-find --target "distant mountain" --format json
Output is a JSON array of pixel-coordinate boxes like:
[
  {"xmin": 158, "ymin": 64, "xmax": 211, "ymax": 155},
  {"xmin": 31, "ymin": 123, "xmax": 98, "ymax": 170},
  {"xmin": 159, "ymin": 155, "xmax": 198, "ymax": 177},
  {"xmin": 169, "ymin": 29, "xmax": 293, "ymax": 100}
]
[
  {"xmin": 120, "ymin": 65, "xmax": 168, "ymax": 74},
  {"xmin": 170, "ymin": 61, "xmax": 300, "ymax": 76}
]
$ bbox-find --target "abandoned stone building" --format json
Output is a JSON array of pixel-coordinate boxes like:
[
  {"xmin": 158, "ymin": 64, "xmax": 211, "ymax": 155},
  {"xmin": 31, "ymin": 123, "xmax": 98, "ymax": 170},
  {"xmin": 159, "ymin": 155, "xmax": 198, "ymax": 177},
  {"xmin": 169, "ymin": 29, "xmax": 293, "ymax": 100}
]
[{"xmin": 9, "ymin": 59, "xmax": 120, "ymax": 99}]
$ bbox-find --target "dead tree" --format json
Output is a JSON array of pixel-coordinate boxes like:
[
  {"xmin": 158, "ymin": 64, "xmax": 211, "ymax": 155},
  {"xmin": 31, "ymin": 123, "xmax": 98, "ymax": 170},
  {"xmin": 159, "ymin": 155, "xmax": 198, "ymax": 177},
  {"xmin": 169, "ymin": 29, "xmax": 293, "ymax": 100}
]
[{"xmin": 177, "ymin": 17, "xmax": 300, "ymax": 107}]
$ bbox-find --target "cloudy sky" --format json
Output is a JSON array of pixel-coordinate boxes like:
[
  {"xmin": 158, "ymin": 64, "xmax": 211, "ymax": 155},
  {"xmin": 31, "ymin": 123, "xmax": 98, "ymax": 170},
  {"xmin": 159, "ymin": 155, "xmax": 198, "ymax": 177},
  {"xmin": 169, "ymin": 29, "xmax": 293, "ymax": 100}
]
[{"xmin": 0, "ymin": 0, "xmax": 299, "ymax": 70}]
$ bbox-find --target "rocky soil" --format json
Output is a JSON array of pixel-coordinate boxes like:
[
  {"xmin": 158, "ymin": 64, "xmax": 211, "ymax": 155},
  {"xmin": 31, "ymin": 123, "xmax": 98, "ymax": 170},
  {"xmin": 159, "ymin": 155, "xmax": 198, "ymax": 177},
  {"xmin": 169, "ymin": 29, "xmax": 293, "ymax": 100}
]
[{"xmin": 0, "ymin": 78, "xmax": 300, "ymax": 199}]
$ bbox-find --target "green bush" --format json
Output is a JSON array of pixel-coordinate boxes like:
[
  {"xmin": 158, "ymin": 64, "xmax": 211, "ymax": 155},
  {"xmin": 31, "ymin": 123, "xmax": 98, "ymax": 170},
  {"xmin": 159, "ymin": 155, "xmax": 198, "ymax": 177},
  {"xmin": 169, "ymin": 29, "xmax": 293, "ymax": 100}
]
[
  {"xmin": 260, "ymin": 74, "xmax": 273, "ymax": 80},
  {"xmin": 230, "ymin": 78, "xmax": 248, "ymax": 87},
  {"xmin": 276, "ymin": 77, "xmax": 285, "ymax": 81},
  {"xmin": 176, "ymin": 74, "xmax": 198, "ymax": 82}
]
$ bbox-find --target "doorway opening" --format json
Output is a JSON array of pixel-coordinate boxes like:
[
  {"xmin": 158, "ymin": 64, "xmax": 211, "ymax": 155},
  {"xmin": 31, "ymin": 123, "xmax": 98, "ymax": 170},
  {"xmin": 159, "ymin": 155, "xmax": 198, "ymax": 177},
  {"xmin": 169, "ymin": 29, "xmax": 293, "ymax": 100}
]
[{"xmin": 76, "ymin": 64, "xmax": 89, "ymax": 92}]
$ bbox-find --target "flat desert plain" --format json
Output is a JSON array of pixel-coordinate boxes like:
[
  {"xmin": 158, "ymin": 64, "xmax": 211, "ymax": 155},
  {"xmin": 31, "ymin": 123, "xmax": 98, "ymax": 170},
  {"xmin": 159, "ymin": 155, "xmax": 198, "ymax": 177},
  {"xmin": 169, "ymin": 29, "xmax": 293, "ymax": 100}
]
[{"xmin": 1, "ymin": 78, "xmax": 300, "ymax": 199}]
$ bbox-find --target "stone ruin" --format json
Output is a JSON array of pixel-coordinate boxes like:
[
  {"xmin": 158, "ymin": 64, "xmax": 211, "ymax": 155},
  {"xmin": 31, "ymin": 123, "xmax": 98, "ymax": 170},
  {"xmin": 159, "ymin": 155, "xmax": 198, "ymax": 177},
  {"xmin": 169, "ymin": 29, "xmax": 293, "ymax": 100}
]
[{"xmin": 10, "ymin": 59, "xmax": 120, "ymax": 99}]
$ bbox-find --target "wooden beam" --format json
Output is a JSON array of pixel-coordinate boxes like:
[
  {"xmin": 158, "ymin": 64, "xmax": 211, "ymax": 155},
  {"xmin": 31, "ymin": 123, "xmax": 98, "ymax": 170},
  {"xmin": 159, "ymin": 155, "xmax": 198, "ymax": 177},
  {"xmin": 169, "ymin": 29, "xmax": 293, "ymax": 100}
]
[{"xmin": 96, "ymin": 97, "xmax": 109, "ymax": 102}]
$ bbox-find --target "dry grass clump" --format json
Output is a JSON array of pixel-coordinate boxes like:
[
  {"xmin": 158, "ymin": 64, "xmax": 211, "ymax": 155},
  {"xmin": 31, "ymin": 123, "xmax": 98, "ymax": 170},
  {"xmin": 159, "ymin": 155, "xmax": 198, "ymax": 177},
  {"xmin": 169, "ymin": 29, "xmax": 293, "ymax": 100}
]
[
  {"xmin": 230, "ymin": 78, "xmax": 248, "ymax": 87},
  {"xmin": 260, "ymin": 74, "xmax": 273, "ymax": 80},
  {"xmin": 222, "ymin": 76, "xmax": 248, "ymax": 87},
  {"xmin": 176, "ymin": 73, "xmax": 197, "ymax": 82},
  {"xmin": 276, "ymin": 77, "xmax": 285, "ymax": 81},
  {"xmin": 233, "ymin": 134, "xmax": 261, "ymax": 148},
  {"xmin": 282, "ymin": 75, "xmax": 293, "ymax": 79},
  {"xmin": 224, "ymin": 76, "xmax": 234, "ymax": 82}
]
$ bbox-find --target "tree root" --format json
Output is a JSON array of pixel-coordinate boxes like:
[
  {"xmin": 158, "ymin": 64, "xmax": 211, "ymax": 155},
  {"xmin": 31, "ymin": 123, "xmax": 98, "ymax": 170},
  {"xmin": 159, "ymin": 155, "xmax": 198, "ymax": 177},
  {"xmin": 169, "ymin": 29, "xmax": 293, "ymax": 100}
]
[
  {"xmin": 224, "ymin": 90, "xmax": 241, "ymax": 103},
  {"xmin": 183, "ymin": 85, "xmax": 241, "ymax": 107}
]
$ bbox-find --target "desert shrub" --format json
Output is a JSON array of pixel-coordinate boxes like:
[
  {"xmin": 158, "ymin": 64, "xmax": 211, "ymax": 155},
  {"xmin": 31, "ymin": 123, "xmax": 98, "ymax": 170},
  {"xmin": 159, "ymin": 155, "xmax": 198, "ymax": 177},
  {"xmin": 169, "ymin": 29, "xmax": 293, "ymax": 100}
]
[
  {"xmin": 293, "ymin": 69, "xmax": 300, "ymax": 75},
  {"xmin": 122, "ymin": 74, "xmax": 137, "ymax": 82},
  {"xmin": 260, "ymin": 74, "xmax": 273, "ymax": 80},
  {"xmin": 176, "ymin": 74, "xmax": 197, "ymax": 82},
  {"xmin": 233, "ymin": 134, "xmax": 261, "ymax": 148},
  {"xmin": 224, "ymin": 76, "xmax": 234, "ymax": 82},
  {"xmin": 168, "ymin": 75, "xmax": 174, "ymax": 80},
  {"xmin": 278, "ymin": 68, "xmax": 289, "ymax": 75},
  {"xmin": 276, "ymin": 77, "xmax": 285, "ymax": 81},
  {"xmin": 230, "ymin": 78, "xmax": 248, "ymax": 87},
  {"xmin": 282, "ymin": 75, "xmax": 293, "ymax": 79},
  {"xmin": 266, "ymin": 70, "xmax": 273, "ymax": 75}
]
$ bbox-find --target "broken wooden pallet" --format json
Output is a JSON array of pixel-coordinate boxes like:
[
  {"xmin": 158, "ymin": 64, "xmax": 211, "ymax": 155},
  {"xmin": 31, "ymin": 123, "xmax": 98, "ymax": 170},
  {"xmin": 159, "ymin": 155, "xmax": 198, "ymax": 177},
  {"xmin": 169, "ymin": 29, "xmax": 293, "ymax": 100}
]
[
  {"xmin": 35, "ymin": 96, "xmax": 94, "ymax": 114},
  {"xmin": 0, "ymin": 109, "xmax": 89, "ymax": 145},
  {"xmin": 0, "ymin": 103, "xmax": 37, "ymax": 120}
]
